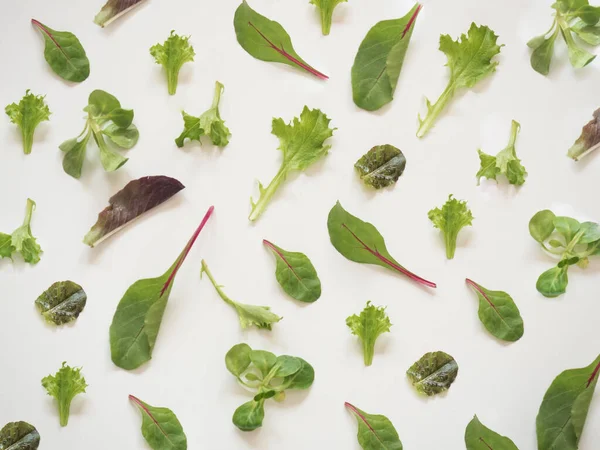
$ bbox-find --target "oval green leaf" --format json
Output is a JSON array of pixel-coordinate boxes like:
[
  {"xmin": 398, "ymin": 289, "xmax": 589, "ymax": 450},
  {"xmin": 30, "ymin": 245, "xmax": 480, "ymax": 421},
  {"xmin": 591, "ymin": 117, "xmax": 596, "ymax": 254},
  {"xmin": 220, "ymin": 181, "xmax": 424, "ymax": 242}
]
[
  {"xmin": 249, "ymin": 350, "xmax": 277, "ymax": 377},
  {"xmin": 465, "ymin": 415, "xmax": 519, "ymax": 450},
  {"xmin": 355, "ymin": 145, "xmax": 407, "ymax": 189},
  {"xmin": 345, "ymin": 402, "xmax": 403, "ymax": 450},
  {"xmin": 35, "ymin": 281, "xmax": 87, "ymax": 325},
  {"xmin": 284, "ymin": 358, "xmax": 315, "ymax": 390},
  {"xmin": 529, "ymin": 210, "xmax": 556, "ymax": 243},
  {"xmin": 129, "ymin": 395, "xmax": 187, "ymax": 450},
  {"xmin": 273, "ymin": 355, "xmax": 302, "ymax": 378},
  {"xmin": 226, "ymin": 343, "xmax": 252, "ymax": 377},
  {"xmin": 536, "ymin": 266, "xmax": 569, "ymax": 298},
  {"xmin": 406, "ymin": 351, "xmax": 458, "ymax": 396},
  {"xmin": 0, "ymin": 421, "xmax": 40, "ymax": 450},
  {"xmin": 233, "ymin": 400, "xmax": 265, "ymax": 432}
]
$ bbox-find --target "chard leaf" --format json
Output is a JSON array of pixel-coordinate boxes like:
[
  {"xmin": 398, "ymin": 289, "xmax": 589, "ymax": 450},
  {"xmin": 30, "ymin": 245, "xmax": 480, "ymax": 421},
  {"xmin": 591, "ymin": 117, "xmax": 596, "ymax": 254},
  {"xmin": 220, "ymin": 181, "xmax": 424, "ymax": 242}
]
[
  {"xmin": 249, "ymin": 107, "xmax": 334, "ymax": 221},
  {"xmin": 354, "ymin": 145, "xmax": 406, "ymax": 189},
  {"xmin": 351, "ymin": 4, "xmax": 421, "ymax": 111},
  {"xmin": 94, "ymin": 0, "xmax": 146, "ymax": 28},
  {"xmin": 31, "ymin": 20, "xmax": 90, "ymax": 82},
  {"xmin": 150, "ymin": 31, "xmax": 195, "ymax": 95},
  {"xmin": 345, "ymin": 402, "xmax": 403, "ymax": 450},
  {"xmin": 417, "ymin": 23, "xmax": 502, "ymax": 138},
  {"xmin": 41, "ymin": 362, "xmax": 87, "ymax": 427},
  {"xmin": 0, "ymin": 421, "xmax": 40, "ymax": 450},
  {"xmin": 567, "ymin": 108, "xmax": 600, "ymax": 161},
  {"xmin": 406, "ymin": 351, "xmax": 458, "ymax": 396},
  {"xmin": 5, "ymin": 90, "xmax": 51, "ymax": 155},
  {"xmin": 465, "ymin": 279, "xmax": 524, "ymax": 342},
  {"xmin": 10, "ymin": 199, "xmax": 42, "ymax": 265},
  {"xmin": 129, "ymin": 395, "xmax": 187, "ymax": 450},
  {"xmin": 83, "ymin": 176, "xmax": 185, "ymax": 247},
  {"xmin": 465, "ymin": 415, "xmax": 519, "ymax": 450},
  {"xmin": 428, "ymin": 195, "xmax": 474, "ymax": 259},
  {"xmin": 109, "ymin": 207, "xmax": 214, "ymax": 370},
  {"xmin": 346, "ymin": 301, "xmax": 391, "ymax": 366},
  {"xmin": 263, "ymin": 240, "xmax": 321, "ymax": 303},
  {"xmin": 328, "ymin": 201, "xmax": 436, "ymax": 288},
  {"xmin": 35, "ymin": 281, "xmax": 87, "ymax": 326},
  {"xmin": 536, "ymin": 266, "xmax": 569, "ymax": 298},
  {"xmin": 309, "ymin": 0, "xmax": 347, "ymax": 36},
  {"xmin": 234, "ymin": 1, "xmax": 328, "ymax": 80},
  {"xmin": 536, "ymin": 354, "xmax": 600, "ymax": 450},
  {"xmin": 201, "ymin": 260, "xmax": 282, "ymax": 330}
]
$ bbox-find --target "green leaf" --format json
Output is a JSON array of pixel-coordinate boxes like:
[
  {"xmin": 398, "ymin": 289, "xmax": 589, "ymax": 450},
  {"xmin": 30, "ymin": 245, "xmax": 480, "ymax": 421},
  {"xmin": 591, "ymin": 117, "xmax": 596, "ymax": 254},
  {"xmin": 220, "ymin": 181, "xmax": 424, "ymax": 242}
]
[
  {"xmin": 94, "ymin": 131, "xmax": 129, "ymax": 172},
  {"xmin": 406, "ymin": 351, "xmax": 458, "ymax": 396},
  {"xmin": 536, "ymin": 266, "xmax": 569, "ymax": 298},
  {"xmin": 579, "ymin": 221, "xmax": 600, "ymax": 243},
  {"xmin": 201, "ymin": 260, "xmax": 282, "ymax": 330},
  {"xmin": 273, "ymin": 356, "xmax": 302, "ymax": 378},
  {"xmin": 263, "ymin": 240, "xmax": 321, "ymax": 303},
  {"xmin": 346, "ymin": 301, "xmax": 392, "ymax": 366},
  {"xmin": 283, "ymin": 358, "xmax": 315, "ymax": 390},
  {"xmin": 571, "ymin": 20, "xmax": 600, "ymax": 44},
  {"xmin": 60, "ymin": 134, "xmax": 90, "ymax": 179},
  {"xmin": 465, "ymin": 279, "xmax": 524, "ymax": 342},
  {"xmin": 477, "ymin": 120, "xmax": 527, "ymax": 186},
  {"xmin": 428, "ymin": 195, "xmax": 474, "ymax": 259},
  {"xmin": 0, "ymin": 421, "xmax": 40, "ymax": 450},
  {"xmin": 175, "ymin": 81, "xmax": 231, "ymax": 147},
  {"xmin": 10, "ymin": 198, "xmax": 42, "ymax": 265},
  {"xmin": 249, "ymin": 107, "xmax": 334, "ymax": 221},
  {"xmin": 351, "ymin": 4, "xmax": 421, "ymax": 111},
  {"xmin": 31, "ymin": 20, "xmax": 90, "ymax": 82},
  {"xmin": 417, "ymin": 23, "xmax": 502, "ymax": 138},
  {"xmin": 345, "ymin": 402, "xmax": 403, "ymax": 450},
  {"xmin": 94, "ymin": 0, "xmax": 146, "ymax": 28},
  {"xmin": 103, "ymin": 124, "xmax": 139, "ymax": 149},
  {"xmin": 560, "ymin": 24, "xmax": 597, "ymax": 68},
  {"xmin": 150, "ymin": 31, "xmax": 195, "ymax": 95},
  {"xmin": 354, "ymin": 145, "xmax": 406, "ymax": 189},
  {"xmin": 129, "ymin": 395, "xmax": 187, "ymax": 450},
  {"xmin": 536, "ymin": 354, "xmax": 600, "ymax": 450},
  {"xmin": 234, "ymin": 1, "xmax": 328, "ymax": 80},
  {"xmin": 5, "ymin": 90, "xmax": 51, "ymax": 155},
  {"xmin": 567, "ymin": 108, "xmax": 600, "ymax": 161},
  {"xmin": 529, "ymin": 210, "xmax": 556, "ymax": 243},
  {"xmin": 225, "ymin": 343, "xmax": 252, "ymax": 377},
  {"xmin": 41, "ymin": 362, "xmax": 87, "ymax": 427},
  {"xmin": 35, "ymin": 281, "xmax": 87, "ymax": 326},
  {"xmin": 0, "ymin": 233, "xmax": 15, "ymax": 260},
  {"xmin": 250, "ymin": 350, "xmax": 277, "ymax": 377},
  {"xmin": 530, "ymin": 27, "xmax": 559, "ymax": 76},
  {"xmin": 309, "ymin": 0, "xmax": 347, "ymax": 35},
  {"xmin": 233, "ymin": 400, "xmax": 265, "ymax": 431},
  {"xmin": 475, "ymin": 150, "xmax": 499, "ymax": 182},
  {"xmin": 554, "ymin": 216, "xmax": 581, "ymax": 242},
  {"xmin": 110, "ymin": 207, "xmax": 214, "ymax": 370},
  {"xmin": 328, "ymin": 201, "xmax": 436, "ymax": 288},
  {"xmin": 465, "ymin": 415, "xmax": 519, "ymax": 450}
]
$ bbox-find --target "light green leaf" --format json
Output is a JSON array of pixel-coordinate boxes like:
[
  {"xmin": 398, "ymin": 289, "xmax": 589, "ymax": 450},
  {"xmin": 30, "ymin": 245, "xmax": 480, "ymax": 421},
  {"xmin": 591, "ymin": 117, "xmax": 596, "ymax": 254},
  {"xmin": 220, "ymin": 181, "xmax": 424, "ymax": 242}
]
[
  {"xmin": 354, "ymin": 145, "xmax": 406, "ymax": 189},
  {"xmin": 465, "ymin": 415, "xmax": 519, "ymax": 450},
  {"xmin": 250, "ymin": 350, "xmax": 277, "ymax": 377},
  {"xmin": 345, "ymin": 402, "xmax": 403, "ymax": 450},
  {"xmin": 346, "ymin": 301, "xmax": 392, "ymax": 366},
  {"xmin": 561, "ymin": 24, "xmax": 597, "ymax": 68},
  {"xmin": 579, "ymin": 221, "xmax": 600, "ymax": 243},
  {"xmin": 428, "ymin": 195, "xmax": 474, "ymax": 259},
  {"xmin": 406, "ymin": 351, "xmax": 458, "ymax": 396},
  {"xmin": 309, "ymin": 0, "xmax": 347, "ymax": 35},
  {"xmin": 477, "ymin": 120, "xmax": 527, "ymax": 186},
  {"xmin": 226, "ymin": 344, "xmax": 252, "ymax": 377},
  {"xmin": 5, "ymin": 90, "xmax": 51, "ymax": 155},
  {"xmin": 571, "ymin": 20, "xmax": 600, "ymax": 44},
  {"xmin": 530, "ymin": 28, "xmax": 559, "ymax": 75},
  {"xmin": 536, "ymin": 266, "xmax": 569, "ymax": 298},
  {"xmin": 103, "ymin": 124, "xmax": 139, "ymax": 149},
  {"xmin": 150, "ymin": 31, "xmax": 195, "ymax": 95},
  {"xmin": 10, "ymin": 198, "xmax": 42, "ymax": 265},
  {"xmin": 35, "ymin": 281, "xmax": 87, "ymax": 326},
  {"xmin": 283, "ymin": 358, "xmax": 315, "ymax": 390},
  {"xmin": 41, "ymin": 362, "xmax": 87, "ymax": 427},
  {"xmin": 529, "ymin": 210, "xmax": 556, "ymax": 243},
  {"xmin": 554, "ymin": 216, "xmax": 581, "ymax": 242},
  {"xmin": 129, "ymin": 395, "xmax": 187, "ymax": 450},
  {"xmin": 273, "ymin": 356, "xmax": 302, "ymax": 378}
]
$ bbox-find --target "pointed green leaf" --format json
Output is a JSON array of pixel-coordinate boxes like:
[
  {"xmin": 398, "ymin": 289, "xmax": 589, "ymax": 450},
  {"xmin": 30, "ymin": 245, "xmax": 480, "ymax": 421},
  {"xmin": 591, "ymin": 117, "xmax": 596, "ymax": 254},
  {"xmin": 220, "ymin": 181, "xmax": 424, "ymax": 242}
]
[
  {"xmin": 345, "ymin": 402, "xmax": 403, "ymax": 450},
  {"xmin": 129, "ymin": 395, "xmax": 187, "ymax": 450},
  {"xmin": 465, "ymin": 415, "xmax": 519, "ymax": 450}
]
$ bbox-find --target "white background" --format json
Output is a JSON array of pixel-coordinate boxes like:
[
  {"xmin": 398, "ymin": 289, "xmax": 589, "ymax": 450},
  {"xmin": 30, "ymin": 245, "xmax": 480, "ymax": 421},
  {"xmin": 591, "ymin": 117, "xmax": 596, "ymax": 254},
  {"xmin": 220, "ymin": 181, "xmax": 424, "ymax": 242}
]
[{"xmin": 1, "ymin": 0, "xmax": 599, "ymax": 448}]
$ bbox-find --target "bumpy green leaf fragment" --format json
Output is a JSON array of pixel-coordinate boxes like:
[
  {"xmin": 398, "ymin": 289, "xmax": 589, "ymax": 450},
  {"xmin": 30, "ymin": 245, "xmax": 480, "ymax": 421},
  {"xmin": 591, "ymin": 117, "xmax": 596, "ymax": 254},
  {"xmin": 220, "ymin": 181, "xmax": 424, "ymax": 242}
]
[
  {"xmin": 428, "ymin": 195, "xmax": 473, "ymax": 259},
  {"xmin": 309, "ymin": 0, "xmax": 347, "ymax": 35},
  {"xmin": 346, "ymin": 301, "xmax": 391, "ymax": 366},
  {"xmin": 35, "ymin": 281, "xmax": 87, "ymax": 325},
  {"xmin": 5, "ymin": 90, "xmax": 51, "ymax": 155},
  {"xmin": 129, "ymin": 395, "xmax": 187, "ymax": 450},
  {"xmin": 150, "ymin": 31, "xmax": 195, "ymax": 95},
  {"xmin": 41, "ymin": 362, "xmax": 87, "ymax": 427},
  {"xmin": 1, "ymin": 199, "xmax": 43, "ymax": 264},
  {"xmin": 345, "ymin": 402, "xmax": 403, "ymax": 450},
  {"xmin": 0, "ymin": 421, "xmax": 40, "ymax": 450},
  {"xmin": 354, "ymin": 145, "xmax": 406, "ymax": 189},
  {"xmin": 406, "ymin": 351, "xmax": 458, "ymax": 396},
  {"xmin": 465, "ymin": 415, "xmax": 519, "ymax": 450},
  {"xmin": 476, "ymin": 120, "xmax": 527, "ymax": 185}
]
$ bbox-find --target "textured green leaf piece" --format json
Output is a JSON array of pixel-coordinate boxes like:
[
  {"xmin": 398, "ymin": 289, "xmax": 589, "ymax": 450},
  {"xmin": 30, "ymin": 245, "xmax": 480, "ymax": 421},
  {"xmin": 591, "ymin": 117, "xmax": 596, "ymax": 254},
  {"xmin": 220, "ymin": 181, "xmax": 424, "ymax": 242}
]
[
  {"xmin": 234, "ymin": 1, "xmax": 328, "ymax": 79},
  {"xmin": 6, "ymin": 199, "xmax": 43, "ymax": 265},
  {"xmin": 129, "ymin": 395, "xmax": 187, "ymax": 450},
  {"xmin": 94, "ymin": 0, "xmax": 146, "ymax": 27},
  {"xmin": 354, "ymin": 145, "xmax": 406, "ymax": 189},
  {"xmin": 35, "ymin": 281, "xmax": 87, "ymax": 325},
  {"xmin": 406, "ymin": 351, "xmax": 458, "ymax": 396},
  {"xmin": 41, "ymin": 362, "xmax": 87, "ymax": 427},
  {"xmin": 351, "ymin": 3, "xmax": 421, "ymax": 111},
  {"xmin": 31, "ymin": 20, "xmax": 90, "ymax": 82},
  {"xmin": 0, "ymin": 233, "xmax": 14, "ymax": 260},
  {"xmin": 465, "ymin": 279, "xmax": 524, "ymax": 342},
  {"xmin": 150, "ymin": 31, "xmax": 195, "ymax": 95},
  {"xmin": 0, "ymin": 421, "xmax": 40, "ymax": 450},
  {"xmin": 428, "ymin": 195, "xmax": 473, "ymax": 259},
  {"xmin": 536, "ymin": 354, "xmax": 600, "ymax": 450},
  {"xmin": 345, "ymin": 402, "xmax": 403, "ymax": 450},
  {"xmin": 110, "ymin": 207, "xmax": 213, "ymax": 370},
  {"xmin": 328, "ymin": 201, "xmax": 436, "ymax": 288},
  {"xmin": 5, "ymin": 90, "xmax": 51, "ymax": 155},
  {"xmin": 346, "ymin": 301, "xmax": 391, "ymax": 366},
  {"xmin": 567, "ymin": 108, "xmax": 600, "ymax": 161},
  {"xmin": 465, "ymin": 415, "xmax": 519, "ymax": 450},
  {"xmin": 309, "ymin": 0, "xmax": 347, "ymax": 35},
  {"xmin": 263, "ymin": 240, "xmax": 321, "ymax": 303}
]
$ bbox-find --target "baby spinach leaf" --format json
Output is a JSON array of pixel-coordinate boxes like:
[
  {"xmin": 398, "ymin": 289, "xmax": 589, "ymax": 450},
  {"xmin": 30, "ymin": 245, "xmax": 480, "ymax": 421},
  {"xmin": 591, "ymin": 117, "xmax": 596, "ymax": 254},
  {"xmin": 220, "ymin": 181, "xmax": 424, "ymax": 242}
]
[
  {"xmin": 428, "ymin": 195, "xmax": 474, "ymax": 259},
  {"xmin": 35, "ymin": 281, "xmax": 87, "ymax": 326},
  {"xmin": 529, "ymin": 210, "xmax": 556, "ymax": 243},
  {"xmin": 234, "ymin": 1, "xmax": 328, "ymax": 80},
  {"xmin": 328, "ymin": 202, "xmax": 436, "ymax": 288},
  {"xmin": 345, "ymin": 402, "xmax": 403, "ymax": 450},
  {"xmin": 0, "ymin": 421, "xmax": 40, "ymax": 450},
  {"xmin": 465, "ymin": 279, "xmax": 524, "ymax": 342},
  {"xmin": 536, "ymin": 354, "xmax": 600, "ymax": 450},
  {"xmin": 41, "ymin": 362, "xmax": 87, "ymax": 427},
  {"xmin": 351, "ymin": 3, "xmax": 421, "ymax": 111},
  {"xmin": 83, "ymin": 176, "xmax": 185, "ymax": 247},
  {"xmin": 249, "ymin": 107, "xmax": 334, "ymax": 221},
  {"xmin": 0, "ymin": 199, "xmax": 43, "ymax": 264},
  {"xmin": 110, "ymin": 206, "xmax": 214, "ymax": 370},
  {"xmin": 250, "ymin": 350, "xmax": 277, "ymax": 377},
  {"xmin": 226, "ymin": 343, "xmax": 252, "ymax": 377},
  {"xmin": 309, "ymin": 0, "xmax": 347, "ymax": 36},
  {"xmin": 94, "ymin": 0, "xmax": 146, "ymax": 27},
  {"xmin": 5, "ymin": 90, "xmax": 51, "ymax": 155},
  {"xmin": 129, "ymin": 395, "xmax": 187, "ymax": 450},
  {"xmin": 354, "ymin": 145, "xmax": 406, "ymax": 189},
  {"xmin": 31, "ymin": 20, "xmax": 90, "ymax": 83},
  {"xmin": 346, "ymin": 301, "xmax": 391, "ymax": 366},
  {"xmin": 150, "ymin": 31, "xmax": 195, "ymax": 95},
  {"xmin": 406, "ymin": 351, "xmax": 458, "ymax": 396},
  {"xmin": 567, "ymin": 108, "xmax": 600, "ymax": 161},
  {"xmin": 233, "ymin": 400, "xmax": 265, "ymax": 431},
  {"xmin": 263, "ymin": 239, "xmax": 321, "ymax": 303},
  {"xmin": 465, "ymin": 415, "xmax": 519, "ymax": 450},
  {"xmin": 201, "ymin": 260, "xmax": 282, "ymax": 330}
]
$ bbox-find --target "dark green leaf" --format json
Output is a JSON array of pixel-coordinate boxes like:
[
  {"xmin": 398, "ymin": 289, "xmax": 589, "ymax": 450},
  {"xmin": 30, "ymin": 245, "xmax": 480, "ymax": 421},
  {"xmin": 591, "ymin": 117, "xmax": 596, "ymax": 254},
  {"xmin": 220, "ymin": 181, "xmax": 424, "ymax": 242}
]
[
  {"xmin": 226, "ymin": 343, "xmax": 252, "ymax": 377},
  {"xmin": 345, "ymin": 402, "xmax": 403, "ymax": 450},
  {"xmin": 233, "ymin": 400, "xmax": 265, "ymax": 431},
  {"xmin": 273, "ymin": 356, "xmax": 302, "ymax": 378},
  {"xmin": 529, "ymin": 210, "xmax": 556, "ymax": 243},
  {"xmin": 465, "ymin": 415, "xmax": 519, "ymax": 450},
  {"xmin": 94, "ymin": 0, "xmax": 146, "ymax": 28},
  {"xmin": 129, "ymin": 395, "xmax": 187, "ymax": 450},
  {"xmin": 254, "ymin": 390, "xmax": 277, "ymax": 401},
  {"xmin": 0, "ymin": 421, "xmax": 40, "ymax": 450},
  {"xmin": 567, "ymin": 108, "xmax": 600, "ymax": 161},
  {"xmin": 536, "ymin": 266, "xmax": 569, "ymax": 298},
  {"xmin": 35, "ymin": 281, "xmax": 87, "ymax": 325},
  {"xmin": 406, "ymin": 351, "xmax": 458, "ymax": 396},
  {"xmin": 354, "ymin": 145, "xmax": 406, "ymax": 189}
]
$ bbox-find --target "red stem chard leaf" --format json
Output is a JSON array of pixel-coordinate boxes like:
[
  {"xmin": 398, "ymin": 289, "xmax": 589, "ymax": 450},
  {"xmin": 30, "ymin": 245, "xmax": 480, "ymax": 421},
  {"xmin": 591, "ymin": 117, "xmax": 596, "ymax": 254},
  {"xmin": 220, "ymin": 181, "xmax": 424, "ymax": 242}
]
[
  {"xmin": 234, "ymin": 1, "xmax": 328, "ymax": 80},
  {"xmin": 327, "ymin": 201, "xmax": 436, "ymax": 288},
  {"xmin": 94, "ymin": 0, "xmax": 146, "ymax": 28},
  {"xmin": 5, "ymin": 90, "xmax": 51, "ymax": 155},
  {"xmin": 31, "ymin": 20, "xmax": 90, "ymax": 83},
  {"xmin": 109, "ymin": 206, "xmax": 214, "ymax": 370},
  {"xmin": 41, "ymin": 362, "xmax": 87, "ymax": 427},
  {"xmin": 263, "ymin": 240, "xmax": 321, "ymax": 303},
  {"xmin": 406, "ymin": 351, "xmax": 458, "ymax": 396},
  {"xmin": 351, "ymin": 3, "xmax": 421, "ymax": 111},
  {"xmin": 129, "ymin": 395, "xmax": 187, "ymax": 450},
  {"xmin": 465, "ymin": 279, "xmax": 524, "ymax": 342},
  {"xmin": 35, "ymin": 281, "xmax": 87, "ymax": 326},
  {"xmin": 354, "ymin": 144, "xmax": 406, "ymax": 189},
  {"xmin": 83, "ymin": 176, "xmax": 185, "ymax": 247},
  {"xmin": 344, "ymin": 402, "xmax": 403, "ymax": 450},
  {"xmin": 536, "ymin": 354, "xmax": 600, "ymax": 450},
  {"xmin": 0, "ymin": 421, "xmax": 40, "ymax": 450},
  {"xmin": 465, "ymin": 415, "xmax": 520, "ymax": 450},
  {"xmin": 567, "ymin": 108, "xmax": 600, "ymax": 161}
]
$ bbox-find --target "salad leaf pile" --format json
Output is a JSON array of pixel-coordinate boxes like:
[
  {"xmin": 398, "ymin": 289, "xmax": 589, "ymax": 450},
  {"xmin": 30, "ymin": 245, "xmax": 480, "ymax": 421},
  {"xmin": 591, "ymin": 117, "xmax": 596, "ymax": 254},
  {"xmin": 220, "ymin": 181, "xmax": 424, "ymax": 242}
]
[
  {"xmin": 0, "ymin": 198, "xmax": 42, "ymax": 264},
  {"xmin": 5, "ymin": 90, "xmax": 51, "ymax": 155}
]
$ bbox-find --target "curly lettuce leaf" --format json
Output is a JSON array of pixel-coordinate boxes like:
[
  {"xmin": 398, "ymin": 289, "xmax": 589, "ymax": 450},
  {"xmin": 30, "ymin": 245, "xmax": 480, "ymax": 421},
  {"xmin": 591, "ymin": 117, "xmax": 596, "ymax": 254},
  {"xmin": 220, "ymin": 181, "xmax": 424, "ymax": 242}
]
[
  {"xmin": 150, "ymin": 31, "xmax": 195, "ymax": 95},
  {"xmin": 94, "ymin": 0, "xmax": 146, "ymax": 27},
  {"xmin": 477, "ymin": 120, "xmax": 527, "ymax": 185},
  {"xmin": 568, "ymin": 108, "xmax": 600, "ymax": 161},
  {"xmin": 346, "ymin": 301, "xmax": 391, "ymax": 366},
  {"xmin": 5, "ymin": 90, "xmax": 51, "ymax": 155},
  {"xmin": 428, "ymin": 195, "xmax": 474, "ymax": 259},
  {"xmin": 309, "ymin": 0, "xmax": 347, "ymax": 35},
  {"xmin": 41, "ymin": 362, "xmax": 87, "ymax": 427}
]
